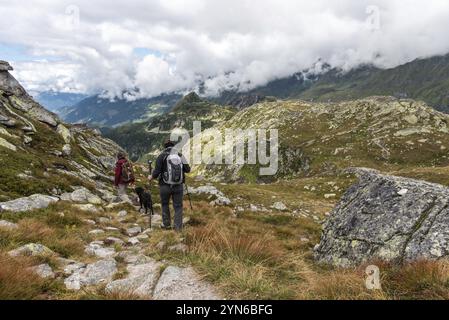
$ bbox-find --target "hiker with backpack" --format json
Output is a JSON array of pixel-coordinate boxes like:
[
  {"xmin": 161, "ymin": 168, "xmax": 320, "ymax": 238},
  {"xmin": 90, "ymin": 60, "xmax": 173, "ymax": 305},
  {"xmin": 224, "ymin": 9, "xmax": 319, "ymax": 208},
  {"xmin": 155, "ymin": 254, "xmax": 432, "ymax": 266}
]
[
  {"xmin": 148, "ymin": 139, "xmax": 191, "ymax": 231},
  {"xmin": 114, "ymin": 152, "xmax": 135, "ymax": 203}
]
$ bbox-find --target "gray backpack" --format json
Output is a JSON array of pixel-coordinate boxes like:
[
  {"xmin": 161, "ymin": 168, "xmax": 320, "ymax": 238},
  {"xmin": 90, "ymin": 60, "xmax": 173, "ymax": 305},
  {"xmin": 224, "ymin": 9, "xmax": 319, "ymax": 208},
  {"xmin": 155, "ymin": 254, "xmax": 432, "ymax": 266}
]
[{"xmin": 162, "ymin": 151, "xmax": 184, "ymax": 185}]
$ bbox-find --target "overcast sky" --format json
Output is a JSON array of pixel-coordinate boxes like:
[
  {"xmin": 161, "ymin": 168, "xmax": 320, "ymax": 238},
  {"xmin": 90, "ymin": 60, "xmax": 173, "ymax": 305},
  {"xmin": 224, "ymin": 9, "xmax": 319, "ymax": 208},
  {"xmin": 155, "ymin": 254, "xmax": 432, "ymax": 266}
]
[{"xmin": 1, "ymin": 0, "xmax": 449, "ymax": 99}]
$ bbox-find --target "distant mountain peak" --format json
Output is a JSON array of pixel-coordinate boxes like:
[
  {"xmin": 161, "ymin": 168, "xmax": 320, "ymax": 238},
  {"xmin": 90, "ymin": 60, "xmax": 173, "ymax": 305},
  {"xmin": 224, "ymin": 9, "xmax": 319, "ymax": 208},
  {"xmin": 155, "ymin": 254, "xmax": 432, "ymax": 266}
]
[{"xmin": 172, "ymin": 92, "xmax": 204, "ymax": 111}]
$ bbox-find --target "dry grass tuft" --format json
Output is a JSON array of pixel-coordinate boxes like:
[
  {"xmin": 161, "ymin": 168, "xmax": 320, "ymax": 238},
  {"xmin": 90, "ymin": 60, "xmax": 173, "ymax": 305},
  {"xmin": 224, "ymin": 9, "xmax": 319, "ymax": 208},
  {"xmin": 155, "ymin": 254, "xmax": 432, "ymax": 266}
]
[{"xmin": 0, "ymin": 252, "xmax": 52, "ymax": 300}]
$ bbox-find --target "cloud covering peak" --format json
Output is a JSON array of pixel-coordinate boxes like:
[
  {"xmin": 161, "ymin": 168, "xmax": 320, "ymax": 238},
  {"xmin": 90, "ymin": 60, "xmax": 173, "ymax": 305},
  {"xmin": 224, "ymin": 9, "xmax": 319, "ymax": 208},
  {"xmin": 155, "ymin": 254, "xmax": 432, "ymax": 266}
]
[{"xmin": 1, "ymin": 0, "xmax": 449, "ymax": 99}]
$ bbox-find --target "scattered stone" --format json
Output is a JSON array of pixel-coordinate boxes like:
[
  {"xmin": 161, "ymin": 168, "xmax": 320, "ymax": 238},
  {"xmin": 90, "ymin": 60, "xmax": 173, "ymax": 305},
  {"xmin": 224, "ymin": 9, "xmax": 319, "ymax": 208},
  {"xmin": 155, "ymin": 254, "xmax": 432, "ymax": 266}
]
[
  {"xmin": 84, "ymin": 219, "xmax": 96, "ymax": 225},
  {"xmin": 104, "ymin": 237, "xmax": 125, "ymax": 246},
  {"xmin": 23, "ymin": 136, "xmax": 32, "ymax": 144},
  {"xmin": 0, "ymin": 219, "xmax": 18, "ymax": 230},
  {"xmin": 88, "ymin": 229, "xmax": 105, "ymax": 235},
  {"xmin": 104, "ymin": 227, "xmax": 120, "ymax": 232},
  {"xmin": 127, "ymin": 237, "xmax": 141, "ymax": 246},
  {"xmin": 0, "ymin": 194, "xmax": 59, "ymax": 212},
  {"xmin": 117, "ymin": 210, "xmax": 127, "ymax": 217},
  {"xmin": 8, "ymin": 243, "xmax": 55, "ymax": 257},
  {"xmin": 61, "ymin": 187, "xmax": 103, "ymax": 205},
  {"xmin": 398, "ymin": 189, "xmax": 408, "ymax": 196},
  {"xmin": 85, "ymin": 242, "xmax": 115, "ymax": 258},
  {"xmin": 153, "ymin": 266, "xmax": 221, "ymax": 300},
  {"xmin": 324, "ymin": 193, "xmax": 337, "ymax": 199},
  {"xmin": 126, "ymin": 226, "xmax": 142, "ymax": 237},
  {"xmin": 99, "ymin": 217, "xmax": 111, "ymax": 224},
  {"xmin": 168, "ymin": 243, "xmax": 189, "ymax": 254},
  {"xmin": 62, "ymin": 144, "xmax": 72, "ymax": 157},
  {"xmin": 136, "ymin": 234, "xmax": 149, "ymax": 241},
  {"xmin": 74, "ymin": 204, "xmax": 102, "ymax": 213},
  {"xmin": 116, "ymin": 252, "xmax": 153, "ymax": 265},
  {"xmin": 271, "ymin": 201, "xmax": 287, "ymax": 211},
  {"xmin": 189, "ymin": 185, "xmax": 231, "ymax": 206},
  {"xmin": 64, "ymin": 259, "xmax": 117, "ymax": 290},
  {"xmin": 28, "ymin": 264, "xmax": 55, "ymax": 279}
]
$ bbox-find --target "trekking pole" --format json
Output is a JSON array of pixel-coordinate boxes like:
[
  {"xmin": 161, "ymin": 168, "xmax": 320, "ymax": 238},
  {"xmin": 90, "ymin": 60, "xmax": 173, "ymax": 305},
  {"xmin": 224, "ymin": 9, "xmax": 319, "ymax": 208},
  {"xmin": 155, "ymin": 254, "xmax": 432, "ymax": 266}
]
[
  {"xmin": 184, "ymin": 182, "xmax": 194, "ymax": 211},
  {"xmin": 147, "ymin": 160, "xmax": 153, "ymax": 229}
]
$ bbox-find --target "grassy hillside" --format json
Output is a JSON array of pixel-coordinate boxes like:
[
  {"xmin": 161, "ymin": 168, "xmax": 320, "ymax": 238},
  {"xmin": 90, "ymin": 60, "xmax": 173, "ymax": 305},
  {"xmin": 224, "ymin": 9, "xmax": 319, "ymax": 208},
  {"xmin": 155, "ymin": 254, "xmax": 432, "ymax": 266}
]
[{"xmin": 193, "ymin": 96, "xmax": 449, "ymax": 183}]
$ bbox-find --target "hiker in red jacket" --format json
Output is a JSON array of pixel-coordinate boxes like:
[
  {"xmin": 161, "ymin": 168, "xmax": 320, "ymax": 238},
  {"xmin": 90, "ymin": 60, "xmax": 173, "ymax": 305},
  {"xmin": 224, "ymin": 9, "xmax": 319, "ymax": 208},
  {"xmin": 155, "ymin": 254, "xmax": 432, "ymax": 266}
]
[{"xmin": 114, "ymin": 152, "xmax": 135, "ymax": 203}]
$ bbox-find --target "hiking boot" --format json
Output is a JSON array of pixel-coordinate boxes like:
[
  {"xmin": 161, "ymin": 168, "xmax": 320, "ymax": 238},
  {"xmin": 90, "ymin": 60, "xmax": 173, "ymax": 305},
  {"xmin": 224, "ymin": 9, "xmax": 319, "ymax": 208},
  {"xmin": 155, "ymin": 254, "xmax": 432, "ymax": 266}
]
[{"xmin": 160, "ymin": 224, "xmax": 172, "ymax": 230}]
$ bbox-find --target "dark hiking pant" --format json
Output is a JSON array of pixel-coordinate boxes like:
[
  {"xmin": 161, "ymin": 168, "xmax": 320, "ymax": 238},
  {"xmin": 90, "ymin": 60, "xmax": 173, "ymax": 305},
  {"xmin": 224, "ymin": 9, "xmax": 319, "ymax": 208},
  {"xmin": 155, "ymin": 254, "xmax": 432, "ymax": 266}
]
[{"xmin": 160, "ymin": 184, "xmax": 184, "ymax": 231}]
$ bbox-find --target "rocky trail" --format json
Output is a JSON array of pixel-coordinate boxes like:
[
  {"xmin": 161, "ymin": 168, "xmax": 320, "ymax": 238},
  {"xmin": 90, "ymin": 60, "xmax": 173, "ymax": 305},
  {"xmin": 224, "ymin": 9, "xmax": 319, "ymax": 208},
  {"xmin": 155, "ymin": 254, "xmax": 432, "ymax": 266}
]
[{"xmin": 0, "ymin": 185, "xmax": 223, "ymax": 300}]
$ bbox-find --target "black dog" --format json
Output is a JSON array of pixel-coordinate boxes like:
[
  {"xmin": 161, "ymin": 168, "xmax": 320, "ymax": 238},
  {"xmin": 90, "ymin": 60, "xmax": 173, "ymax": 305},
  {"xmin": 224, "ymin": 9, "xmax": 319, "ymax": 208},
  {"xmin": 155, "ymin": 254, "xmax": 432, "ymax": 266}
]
[{"xmin": 135, "ymin": 187, "xmax": 154, "ymax": 216}]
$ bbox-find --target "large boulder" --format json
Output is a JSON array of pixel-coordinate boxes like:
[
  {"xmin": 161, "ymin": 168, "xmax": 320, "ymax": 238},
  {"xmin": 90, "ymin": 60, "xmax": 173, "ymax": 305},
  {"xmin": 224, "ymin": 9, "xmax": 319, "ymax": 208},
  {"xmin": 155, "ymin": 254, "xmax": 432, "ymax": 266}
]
[
  {"xmin": 314, "ymin": 168, "xmax": 449, "ymax": 267},
  {"xmin": 0, "ymin": 194, "xmax": 59, "ymax": 212}
]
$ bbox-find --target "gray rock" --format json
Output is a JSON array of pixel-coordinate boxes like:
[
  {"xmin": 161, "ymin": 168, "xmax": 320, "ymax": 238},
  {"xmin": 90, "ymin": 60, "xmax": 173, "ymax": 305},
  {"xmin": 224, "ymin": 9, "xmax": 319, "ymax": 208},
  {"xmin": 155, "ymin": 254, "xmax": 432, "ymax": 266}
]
[
  {"xmin": 104, "ymin": 237, "xmax": 125, "ymax": 246},
  {"xmin": 74, "ymin": 204, "xmax": 102, "ymax": 213},
  {"xmin": 315, "ymin": 168, "xmax": 449, "ymax": 267},
  {"xmin": 153, "ymin": 266, "xmax": 221, "ymax": 300},
  {"xmin": 0, "ymin": 60, "xmax": 13, "ymax": 71},
  {"xmin": 61, "ymin": 187, "xmax": 103, "ymax": 205},
  {"xmin": 104, "ymin": 226, "xmax": 120, "ymax": 232},
  {"xmin": 168, "ymin": 244, "xmax": 189, "ymax": 253},
  {"xmin": 62, "ymin": 144, "xmax": 72, "ymax": 157},
  {"xmin": 0, "ymin": 219, "xmax": 18, "ymax": 230},
  {"xmin": 0, "ymin": 137, "xmax": 17, "ymax": 151},
  {"xmin": 117, "ymin": 210, "xmax": 127, "ymax": 217},
  {"xmin": 56, "ymin": 124, "xmax": 72, "ymax": 143},
  {"xmin": 126, "ymin": 226, "xmax": 142, "ymax": 237},
  {"xmin": 64, "ymin": 259, "xmax": 117, "ymax": 290},
  {"xmin": 116, "ymin": 252, "xmax": 153, "ymax": 265},
  {"xmin": 189, "ymin": 185, "xmax": 231, "ymax": 206},
  {"xmin": 29, "ymin": 264, "xmax": 55, "ymax": 279},
  {"xmin": 85, "ymin": 242, "xmax": 115, "ymax": 258},
  {"xmin": 88, "ymin": 229, "xmax": 105, "ymax": 235},
  {"xmin": 105, "ymin": 259, "xmax": 163, "ymax": 297},
  {"xmin": 8, "ymin": 243, "xmax": 55, "ymax": 257},
  {"xmin": 127, "ymin": 237, "xmax": 141, "ymax": 246},
  {"xmin": 63, "ymin": 262, "xmax": 86, "ymax": 275},
  {"xmin": 0, "ymin": 194, "xmax": 59, "ymax": 212},
  {"xmin": 271, "ymin": 201, "xmax": 287, "ymax": 211}
]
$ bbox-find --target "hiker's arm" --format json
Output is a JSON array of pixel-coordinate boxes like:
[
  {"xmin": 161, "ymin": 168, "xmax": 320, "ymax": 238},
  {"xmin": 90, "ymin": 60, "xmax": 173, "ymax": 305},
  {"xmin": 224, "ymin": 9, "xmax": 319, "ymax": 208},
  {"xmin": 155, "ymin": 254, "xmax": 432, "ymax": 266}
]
[
  {"xmin": 151, "ymin": 154, "xmax": 164, "ymax": 179},
  {"xmin": 182, "ymin": 154, "xmax": 191, "ymax": 173}
]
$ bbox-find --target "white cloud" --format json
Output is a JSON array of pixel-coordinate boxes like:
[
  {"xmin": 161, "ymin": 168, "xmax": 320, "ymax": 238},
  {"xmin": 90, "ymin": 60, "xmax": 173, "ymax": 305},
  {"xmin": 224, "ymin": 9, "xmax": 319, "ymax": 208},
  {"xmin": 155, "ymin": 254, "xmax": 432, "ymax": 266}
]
[{"xmin": 1, "ymin": 0, "xmax": 449, "ymax": 98}]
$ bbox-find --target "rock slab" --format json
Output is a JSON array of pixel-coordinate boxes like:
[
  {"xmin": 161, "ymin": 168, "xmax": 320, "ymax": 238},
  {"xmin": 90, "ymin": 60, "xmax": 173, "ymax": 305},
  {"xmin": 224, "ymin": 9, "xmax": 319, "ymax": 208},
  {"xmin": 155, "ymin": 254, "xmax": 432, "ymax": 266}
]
[
  {"xmin": 153, "ymin": 266, "xmax": 221, "ymax": 300},
  {"xmin": 314, "ymin": 168, "xmax": 449, "ymax": 267}
]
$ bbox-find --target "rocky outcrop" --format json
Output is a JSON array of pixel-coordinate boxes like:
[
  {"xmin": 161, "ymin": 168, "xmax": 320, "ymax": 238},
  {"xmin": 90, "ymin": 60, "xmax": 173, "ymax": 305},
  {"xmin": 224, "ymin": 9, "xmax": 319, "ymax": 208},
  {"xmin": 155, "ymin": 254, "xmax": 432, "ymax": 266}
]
[
  {"xmin": 314, "ymin": 168, "xmax": 449, "ymax": 267},
  {"xmin": 188, "ymin": 185, "xmax": 231, "ymax": 206},
  {"xmin": 0, "ymin": 194, "xmax": 59, "ymax": 212}
]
